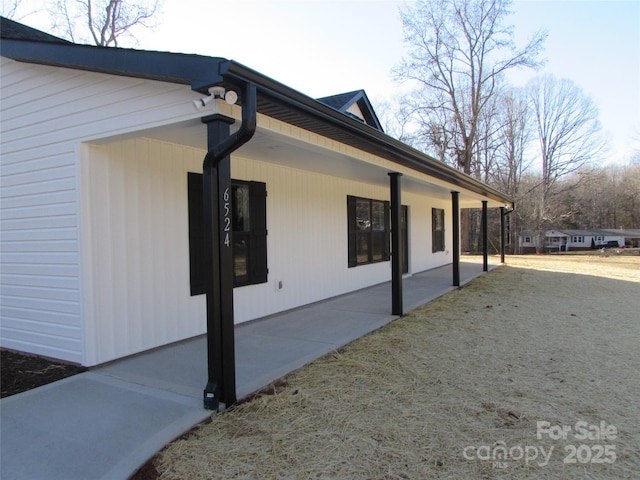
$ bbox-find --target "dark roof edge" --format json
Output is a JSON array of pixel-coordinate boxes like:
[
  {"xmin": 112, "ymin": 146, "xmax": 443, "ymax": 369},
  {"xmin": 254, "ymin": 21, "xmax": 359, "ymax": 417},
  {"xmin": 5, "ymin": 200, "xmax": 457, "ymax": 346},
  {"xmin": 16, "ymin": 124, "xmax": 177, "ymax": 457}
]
[
  {"xmin": 221, "ymin": 61, "xmax": 514, "ymax": 206},
  {"xmin": 0, "ymin": 38, "xmax": 226, "ymax": 87},
  {"xmin": 0, "ymin": 16, "xmax": 70, "ymax": 44},
  {"xmin": 0, "ymin": 29, "xmax": 512, "ymax": 206}
]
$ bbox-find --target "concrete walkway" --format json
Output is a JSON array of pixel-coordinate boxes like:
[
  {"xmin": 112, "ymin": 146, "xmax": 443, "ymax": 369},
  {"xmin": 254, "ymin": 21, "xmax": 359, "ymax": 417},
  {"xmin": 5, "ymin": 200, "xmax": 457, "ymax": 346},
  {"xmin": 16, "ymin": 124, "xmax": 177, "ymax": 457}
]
[{"xmin": 1, "ymin": 260, "xmax": 495, "ymax": 480}]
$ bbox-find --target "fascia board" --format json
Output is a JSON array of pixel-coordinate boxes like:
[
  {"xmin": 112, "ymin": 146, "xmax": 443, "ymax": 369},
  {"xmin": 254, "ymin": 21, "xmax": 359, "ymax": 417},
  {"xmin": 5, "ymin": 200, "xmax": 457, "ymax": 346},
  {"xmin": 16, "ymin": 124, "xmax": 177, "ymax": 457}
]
[
  {"xmin": 221, "ymin": 60, "xmax": 514, "ymax": 207},
  {"xmin": 0, "ymin": 39, "xmax": 225, "ymax": 89}
]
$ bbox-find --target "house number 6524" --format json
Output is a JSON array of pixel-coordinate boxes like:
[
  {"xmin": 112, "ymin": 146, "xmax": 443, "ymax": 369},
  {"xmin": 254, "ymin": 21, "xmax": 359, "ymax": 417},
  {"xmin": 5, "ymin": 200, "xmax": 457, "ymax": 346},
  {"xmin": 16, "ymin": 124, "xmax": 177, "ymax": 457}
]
[{"xmin": 223, "ymin": 187, "xmax": 231, "ymax": 247}]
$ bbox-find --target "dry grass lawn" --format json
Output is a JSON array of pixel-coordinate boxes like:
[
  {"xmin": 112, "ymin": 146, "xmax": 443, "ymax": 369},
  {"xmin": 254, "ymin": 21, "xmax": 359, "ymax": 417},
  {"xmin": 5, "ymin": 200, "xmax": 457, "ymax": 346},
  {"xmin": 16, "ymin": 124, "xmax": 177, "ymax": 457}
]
[{"xmin": 154, "ymin": 255, "xmax": 640, "ymax": 479}]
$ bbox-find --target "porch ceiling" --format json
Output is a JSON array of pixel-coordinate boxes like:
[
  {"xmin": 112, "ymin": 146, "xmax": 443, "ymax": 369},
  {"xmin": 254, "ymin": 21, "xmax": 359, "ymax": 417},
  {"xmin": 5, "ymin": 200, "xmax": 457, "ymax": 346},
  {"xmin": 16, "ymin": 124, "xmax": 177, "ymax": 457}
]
[{"xmin": 134, "ymin": 119, "xmax": 505, "ymax": 209}]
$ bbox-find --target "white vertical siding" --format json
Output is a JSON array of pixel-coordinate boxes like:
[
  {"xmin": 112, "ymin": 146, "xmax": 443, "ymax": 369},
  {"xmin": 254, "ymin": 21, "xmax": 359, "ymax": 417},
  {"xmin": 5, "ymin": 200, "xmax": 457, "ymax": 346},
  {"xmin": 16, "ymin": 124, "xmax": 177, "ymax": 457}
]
[
  {"xmin": 81, "ymin": 139, "xmax": 206, "ymax": 365},
  {"xmin": 231, "ymin": 156, "xmax": 453, "ymax": 323},
  {"xmin": 403, "ymin": 192, "xmax": 453, "ymax": 273},
  {"xmin": 80, "ymin": 139, "xmax": 455, "ymax": 364}
]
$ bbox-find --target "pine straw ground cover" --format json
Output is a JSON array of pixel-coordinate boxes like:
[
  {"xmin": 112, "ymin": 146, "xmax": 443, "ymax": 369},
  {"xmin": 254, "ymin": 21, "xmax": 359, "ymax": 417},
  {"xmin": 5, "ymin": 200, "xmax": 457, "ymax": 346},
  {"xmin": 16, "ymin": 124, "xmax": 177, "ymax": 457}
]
[{"xmin": 152, "ymin": 255, "xmax": 640, "ymax": 480}]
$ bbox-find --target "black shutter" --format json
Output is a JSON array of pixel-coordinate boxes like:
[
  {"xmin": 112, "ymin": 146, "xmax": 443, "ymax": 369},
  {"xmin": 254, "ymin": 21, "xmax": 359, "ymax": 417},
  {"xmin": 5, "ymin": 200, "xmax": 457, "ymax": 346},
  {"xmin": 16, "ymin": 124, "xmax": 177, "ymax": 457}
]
[
  {"xmin": 347, "ymin": 196, "xmax": 357, "ymax": 267},
  {"xmin": 249, "ymin": 181, "xmax": 268, "ymax": 284},
  {"xmin": 187, "ymin": 172, "xmax": 206, "ymax": 296},
  {"xmin": 383, "ymin": 200, "xmax": 391, "ymax": 261},
  {"xmin": 432, "ymin": 208, "xmax": 438, "ymax": 253},
  {"xmin": 441, "ymin": 210, "xmax": 445, "ymax": 251},
  {"xmin": 432, "ymin": 208, "xmax": 445, "ymax": 253}
]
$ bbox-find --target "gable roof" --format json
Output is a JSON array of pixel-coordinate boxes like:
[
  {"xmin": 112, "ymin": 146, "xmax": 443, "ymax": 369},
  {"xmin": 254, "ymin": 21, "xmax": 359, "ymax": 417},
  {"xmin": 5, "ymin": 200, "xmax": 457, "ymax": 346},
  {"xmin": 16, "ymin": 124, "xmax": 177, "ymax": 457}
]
[
  {"xmin": 1, "ymin": 16, "xmax": 70, "ymax": 44},
  {"xmin": 0, "ymin": 17, "xmax": 514, "ymax": 208},
  {"xmin": 317, "ymin": 90, "xmax": 384, "ymax": 132}
]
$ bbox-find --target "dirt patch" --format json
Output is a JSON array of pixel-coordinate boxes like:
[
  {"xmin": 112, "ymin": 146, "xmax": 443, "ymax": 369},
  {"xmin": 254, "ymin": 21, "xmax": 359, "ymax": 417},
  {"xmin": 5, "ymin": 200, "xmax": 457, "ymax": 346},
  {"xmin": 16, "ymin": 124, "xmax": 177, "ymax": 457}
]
[
  {"xmin": 1, "ymin": 350, "xmax": 86, "ymax": 398},
  {"xmin": 147, "ymin": 255, "xmax": 639, "ymax": 479}
]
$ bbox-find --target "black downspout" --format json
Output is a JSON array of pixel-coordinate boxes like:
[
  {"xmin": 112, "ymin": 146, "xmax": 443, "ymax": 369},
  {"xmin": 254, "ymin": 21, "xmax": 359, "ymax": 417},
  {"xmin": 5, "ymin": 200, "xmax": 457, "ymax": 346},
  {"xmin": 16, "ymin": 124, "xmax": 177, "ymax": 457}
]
[
  {"xmin": 451, "ymin": 191, "xmax": 460, "ymax": 287},
  {"xmin": 482, "ymin": 200, "xmax": 488, "ymax": 272},
  {"xmin": 500, "ymin": 206, "xmax": 506, "ymax": 264},
  {"xmin": 202, "ymin": 83, "xmax": 257, "ymax": 411},
  {"xmin": 389, "ymin": 172, "xmax": 403, "ymax": 316}
]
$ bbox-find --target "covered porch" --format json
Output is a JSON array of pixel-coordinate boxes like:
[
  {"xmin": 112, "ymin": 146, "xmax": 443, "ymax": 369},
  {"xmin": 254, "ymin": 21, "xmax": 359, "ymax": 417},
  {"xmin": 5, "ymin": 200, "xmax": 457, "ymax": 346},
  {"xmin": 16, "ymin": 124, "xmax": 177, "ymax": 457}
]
[
  {"xmin": 95, "ymin": 259, "xmax": 496, "ymax": 400},
  {"xmin": 1, "ymin": 259, "xmax": 498, "ymax": 480}
]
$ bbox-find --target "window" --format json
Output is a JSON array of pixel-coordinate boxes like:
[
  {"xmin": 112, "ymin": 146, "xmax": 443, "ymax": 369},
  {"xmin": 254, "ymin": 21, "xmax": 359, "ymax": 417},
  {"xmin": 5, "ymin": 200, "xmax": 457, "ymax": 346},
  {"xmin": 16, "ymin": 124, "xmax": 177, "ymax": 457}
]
[
  {"xmin": 347, "ymin": 196, "xmax": 390, "ymax": 267},
  {"xmin": 571, "ymin": 236, "xmax": 584, "ymax": 243},
  {"xmin": 432, "ymin": 208, "xmax": 445, "ymax": 253},
  {"xmin": 231, "ymin": 182, "xmax": 251, "ymax": 285},
  {"xmin": 188, "ymin": 173, "xmax": 267, "ymax": 295},
  {"xmin": 523, "ymin": 236, "xmax": 532, "ymax": 244}
]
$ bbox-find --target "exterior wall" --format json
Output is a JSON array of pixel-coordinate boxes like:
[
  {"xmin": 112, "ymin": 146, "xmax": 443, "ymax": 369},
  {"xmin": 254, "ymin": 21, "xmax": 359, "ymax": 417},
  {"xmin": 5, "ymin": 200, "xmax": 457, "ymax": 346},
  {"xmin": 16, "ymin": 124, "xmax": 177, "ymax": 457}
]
[
  {"xmin": 404, "ymin": 191, "xmax": 452, "ymax": 272},
  {"xmin": 0, "ymin": 57, "xmax": 218, "ymax": 364},
  {"xmin": 232, "ymin": 156, "xmax": 453, "ymax": 321},
  {"xmin": 81, "ymin": 138, "xmax": 452, "ymax": 365},
  {"xmin": 1, "ymin": 57, "xmax": 456, "ymax": 365},
  {"xmin": 80, "ymin": 140, "xmax": 207, "ymax": 365}
]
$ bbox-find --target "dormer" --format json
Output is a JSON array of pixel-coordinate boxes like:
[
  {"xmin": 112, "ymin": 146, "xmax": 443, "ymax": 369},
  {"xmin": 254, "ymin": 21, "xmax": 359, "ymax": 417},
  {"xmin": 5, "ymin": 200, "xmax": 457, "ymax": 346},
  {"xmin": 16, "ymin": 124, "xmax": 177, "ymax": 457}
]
[{"xmin": 317, "ymin": 90, "xmax": 384, "ymax": 132}]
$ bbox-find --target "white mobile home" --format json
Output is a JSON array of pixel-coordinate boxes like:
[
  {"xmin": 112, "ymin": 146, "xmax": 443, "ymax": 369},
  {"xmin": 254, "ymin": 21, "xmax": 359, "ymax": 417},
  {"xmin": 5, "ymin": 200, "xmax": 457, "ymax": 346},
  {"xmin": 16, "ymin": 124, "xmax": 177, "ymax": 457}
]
[
  {"xmin": 518, "ymin": 229, "xmax": 639, "ymax": 253},
  {"xmin": 1, "ymin": 18, "xmax": 513, "ymax": 368}
]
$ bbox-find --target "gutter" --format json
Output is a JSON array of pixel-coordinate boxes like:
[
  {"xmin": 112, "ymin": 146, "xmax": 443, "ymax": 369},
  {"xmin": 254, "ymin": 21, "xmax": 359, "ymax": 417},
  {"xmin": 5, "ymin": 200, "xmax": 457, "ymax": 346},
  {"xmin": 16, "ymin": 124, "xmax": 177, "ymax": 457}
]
[
  {"xmin": 218, "ymin": 60, "xmax": 515, "ymax": 207},
  {"xmin": 202, "ymin": 81, "xmax": 257, "ymax": 167},
  {"xmin": 199, "ymin": 79, "xmax": 256, "ymax": 411}
]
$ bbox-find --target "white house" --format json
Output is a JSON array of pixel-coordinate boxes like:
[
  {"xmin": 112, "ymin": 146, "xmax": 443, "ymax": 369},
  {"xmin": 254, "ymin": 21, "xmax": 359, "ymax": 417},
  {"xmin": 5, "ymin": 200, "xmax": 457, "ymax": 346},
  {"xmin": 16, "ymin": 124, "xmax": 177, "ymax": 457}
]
[
  {"xmin": 518, "ymin": 229, "xmax": 640, "ymax": 253},
  {"xmin": 1, "ymin": 18, "xmax": 513, "ymax": 369}
]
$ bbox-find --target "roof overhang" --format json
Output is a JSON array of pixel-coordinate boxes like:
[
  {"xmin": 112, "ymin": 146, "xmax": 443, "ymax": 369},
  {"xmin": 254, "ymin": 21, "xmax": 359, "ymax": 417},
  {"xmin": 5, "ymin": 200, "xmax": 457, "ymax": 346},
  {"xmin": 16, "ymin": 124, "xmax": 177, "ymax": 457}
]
[
  {"xmin": 217, "ymin": 61, "xmax": 513, "ymax": 208},
  {"xmin": 1, "ymin": 32, "xmax": 514, "ymax": 209}
]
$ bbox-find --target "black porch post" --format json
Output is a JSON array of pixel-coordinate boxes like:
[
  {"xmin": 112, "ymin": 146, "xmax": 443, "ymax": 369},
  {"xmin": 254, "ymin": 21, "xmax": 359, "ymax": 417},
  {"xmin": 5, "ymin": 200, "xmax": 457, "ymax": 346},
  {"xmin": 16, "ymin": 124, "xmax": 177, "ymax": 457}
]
[
  {"xmin": 451, "ymin": 191, "xmax": 460, "ymax": 287},
  {"xmin": 482, "ymin": 200, "xmax": 488, "ymax": 272},
  {"xmin": 500, "ymin": 206, "xmax": 506, "ymax": 264},
  {"xmin": 389, "ymin": 172, "xmax": 403, "ymax": 316},
  {"xmin": 202, "ymin": 114, "xmax": 237, "ymax": 411}
]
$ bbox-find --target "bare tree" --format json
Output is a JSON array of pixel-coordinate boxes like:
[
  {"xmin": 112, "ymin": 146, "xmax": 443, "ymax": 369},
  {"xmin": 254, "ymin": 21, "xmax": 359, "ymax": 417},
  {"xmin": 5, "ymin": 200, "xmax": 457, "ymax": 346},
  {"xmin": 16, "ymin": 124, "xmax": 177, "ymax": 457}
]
[
  {"xmin": 1, "ymin": 0, "xmax": 39, "ymax": 20},
  {"xmin": 1, "ymin": 0, "xmax": 21, "ymax": 18},
  {"xmin": 51, "ymin": 0, "xmax": 160, "ymax": 46},
  {"xmin": 494, "ymin": 88, "xmax": 532, "ymax": 195},
  {"xmin": 527, "ymin": 74, "xmax": 608, "ymax": 249},
  {"xmin": 491, "ymin": 88, "xmax": 533, "ymax": 249},
  {"xmin": 395, "ymin": 0, "xmax": 545, "ymax": 174},
  {"xmin": 394, "ymin": 0, "xmax": 545, "ymax": 250},
  {"xmin": 629, "ymin": 127, "xmax": 640, "ymax": 166},
  {"xmin": 617, "ymin": 164, "xmax": 640, "ymax": 227},
  {"xmin": 375, "ymin": 99, "xmax": 421, "ymax": 148},
  {"xmin": 473, "ymin": 91, "xmax": 505, "ymax": 184}
]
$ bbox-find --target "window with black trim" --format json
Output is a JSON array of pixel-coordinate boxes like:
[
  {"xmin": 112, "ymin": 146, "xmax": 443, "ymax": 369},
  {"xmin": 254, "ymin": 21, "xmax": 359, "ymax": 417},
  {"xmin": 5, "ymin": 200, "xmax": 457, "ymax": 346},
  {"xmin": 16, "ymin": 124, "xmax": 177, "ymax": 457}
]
[
  {"xmin": 347, "ymin": 195, "xmax": 390, "ymax": 267},
  {"xmin": 188, "ymin": 172, "xmax": 268, "ymax": 295},
  {"xmin": 432, "ymin": 208, "xmax": 445, "ymax": 253}
]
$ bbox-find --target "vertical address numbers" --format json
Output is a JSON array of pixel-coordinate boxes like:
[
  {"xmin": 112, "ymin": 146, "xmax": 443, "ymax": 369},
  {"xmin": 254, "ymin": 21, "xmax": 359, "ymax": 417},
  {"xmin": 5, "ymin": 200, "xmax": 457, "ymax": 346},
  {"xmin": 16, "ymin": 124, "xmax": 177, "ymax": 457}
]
[{"xmin": 223, "ymin": 187, "xmax": 231, "ymax": 247}]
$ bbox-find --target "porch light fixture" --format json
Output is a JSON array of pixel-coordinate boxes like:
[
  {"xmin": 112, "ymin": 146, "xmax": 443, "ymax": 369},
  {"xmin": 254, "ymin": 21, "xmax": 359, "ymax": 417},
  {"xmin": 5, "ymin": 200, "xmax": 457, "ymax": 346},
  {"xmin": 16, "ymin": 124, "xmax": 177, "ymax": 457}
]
[{"xmin": 192, "ymin": 86, "xmax": 239, "ymax": 110}]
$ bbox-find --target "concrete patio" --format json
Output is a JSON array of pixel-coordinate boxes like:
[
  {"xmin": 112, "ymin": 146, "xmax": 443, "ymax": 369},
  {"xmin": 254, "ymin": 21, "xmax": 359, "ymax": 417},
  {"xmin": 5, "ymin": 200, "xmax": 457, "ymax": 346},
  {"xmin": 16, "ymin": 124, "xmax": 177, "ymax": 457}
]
[{"xmin": 1, "ymin": 259, "xmax": 495, "ymax": 480}]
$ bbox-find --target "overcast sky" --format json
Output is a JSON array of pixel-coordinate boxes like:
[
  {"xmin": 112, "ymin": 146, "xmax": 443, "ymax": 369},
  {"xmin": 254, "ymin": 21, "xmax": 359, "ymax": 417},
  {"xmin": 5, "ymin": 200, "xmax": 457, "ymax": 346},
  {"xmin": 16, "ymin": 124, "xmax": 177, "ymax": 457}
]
[{"xmin": 8, "ymin": 0, "xmax": 640, "ymax": 164}]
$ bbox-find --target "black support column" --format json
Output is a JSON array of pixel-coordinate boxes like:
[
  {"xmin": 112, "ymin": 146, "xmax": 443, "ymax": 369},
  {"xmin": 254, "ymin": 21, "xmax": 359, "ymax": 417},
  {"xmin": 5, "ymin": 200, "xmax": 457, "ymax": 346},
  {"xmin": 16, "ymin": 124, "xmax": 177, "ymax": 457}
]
[
  {"xmin": 202, "ymin": 114, "xmax": 237, "ymax": 411},
  {"xmin": 451, "ymin": 191, "xmax": 460, "ymax": 287},
  {"xmin": 500, "ymin": 206, "xmax": 506, "ymax": 264},
  {"xmin": 482, "ymin": 200, "xmax": 488, "ymax": 272},
  {"xmin": 389, "ymin": 172, "xmax": 403, "ymax": 316}
]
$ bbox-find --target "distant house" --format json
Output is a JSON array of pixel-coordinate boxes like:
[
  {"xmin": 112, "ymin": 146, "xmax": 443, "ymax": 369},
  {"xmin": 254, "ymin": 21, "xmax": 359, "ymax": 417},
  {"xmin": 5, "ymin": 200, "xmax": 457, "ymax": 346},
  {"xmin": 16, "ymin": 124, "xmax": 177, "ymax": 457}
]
[
  {"xmin": 518, "ymin": 229, "xmax": 640, "ymax": 253},
  {"xmin": 1, "ymin": 17, "xmax": 514, "ymax": 367}
]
